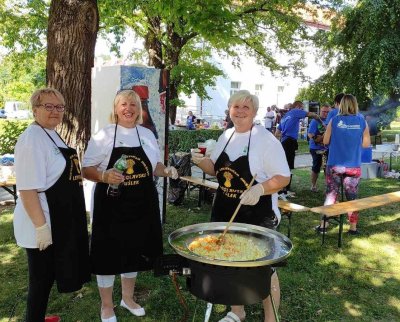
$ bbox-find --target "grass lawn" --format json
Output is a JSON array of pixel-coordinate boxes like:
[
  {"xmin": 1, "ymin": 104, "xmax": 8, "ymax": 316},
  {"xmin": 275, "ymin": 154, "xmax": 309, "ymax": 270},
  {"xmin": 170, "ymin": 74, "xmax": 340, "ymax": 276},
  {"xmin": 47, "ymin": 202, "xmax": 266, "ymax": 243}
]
[{"xmin": 1, "ymin": 171, "xmax": 400, "ymax": 321}]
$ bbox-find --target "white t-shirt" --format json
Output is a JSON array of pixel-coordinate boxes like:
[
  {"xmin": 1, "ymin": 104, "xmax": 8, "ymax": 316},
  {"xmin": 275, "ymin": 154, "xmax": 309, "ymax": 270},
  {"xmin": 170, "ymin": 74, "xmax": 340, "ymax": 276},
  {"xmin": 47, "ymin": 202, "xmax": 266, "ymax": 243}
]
[
  {"xmin": 83, "ymin": 124, "xmax": 161, "ymax": 171},
  {"xmin": 82, "ymin": 124, "xmax": 162, "ymax": 214},
  {"xmin": 210, "ymin": 124, "xmax": 290, "ymax": 222},
  {"xmin": 264, "ymin": 111, "xmax": 275, "ymax": 129},
  {"xmin": 13, "ymin": 124, "xmax": 68, "ymax": 248}
]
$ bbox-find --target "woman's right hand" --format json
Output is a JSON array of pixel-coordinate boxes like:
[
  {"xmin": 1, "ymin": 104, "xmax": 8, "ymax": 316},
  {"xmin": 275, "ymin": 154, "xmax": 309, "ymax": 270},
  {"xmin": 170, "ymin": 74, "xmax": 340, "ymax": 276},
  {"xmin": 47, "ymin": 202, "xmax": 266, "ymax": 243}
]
[
  {"xmin": 191, "ymin": 149, "xmax": 205, "ymax": 165},
  {"xmin": 35, "ymin": 223, "xmax": 52, "ymax": 251},
  {"xmin": 103, "ymin": 169, "xmax": 125, "ymax": 184}
]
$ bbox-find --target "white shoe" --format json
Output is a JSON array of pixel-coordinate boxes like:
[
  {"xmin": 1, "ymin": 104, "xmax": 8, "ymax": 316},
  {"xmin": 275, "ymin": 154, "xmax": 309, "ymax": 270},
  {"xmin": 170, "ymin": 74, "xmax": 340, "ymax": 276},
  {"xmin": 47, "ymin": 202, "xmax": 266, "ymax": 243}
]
[
  {"xmin": 120, "ymin": 299, "xmax": 146, "ymax": 317},
  {"xmin": 218, "ymin": 311, "xmax": 242, "ymax": 322},
  {"xmin": 101, "ymin": 314, "xmax": 117, "ymax": 322}
]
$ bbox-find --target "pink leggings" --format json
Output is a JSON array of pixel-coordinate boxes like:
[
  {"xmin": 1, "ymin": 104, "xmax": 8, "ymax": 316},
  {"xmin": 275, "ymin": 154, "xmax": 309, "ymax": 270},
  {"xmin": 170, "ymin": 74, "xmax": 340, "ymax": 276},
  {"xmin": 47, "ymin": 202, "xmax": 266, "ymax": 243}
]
[{"xmin": 325, "ymin": 166, "xmax": 361, "ymax": 224}]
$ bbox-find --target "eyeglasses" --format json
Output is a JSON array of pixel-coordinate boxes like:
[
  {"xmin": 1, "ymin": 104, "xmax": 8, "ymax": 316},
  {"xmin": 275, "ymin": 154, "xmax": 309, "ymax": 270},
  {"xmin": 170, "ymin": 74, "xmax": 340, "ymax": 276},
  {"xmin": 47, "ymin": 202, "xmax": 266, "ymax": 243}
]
[{"xmin": 37, "ymin": 103, "xmax": 65, "ymax": 112}]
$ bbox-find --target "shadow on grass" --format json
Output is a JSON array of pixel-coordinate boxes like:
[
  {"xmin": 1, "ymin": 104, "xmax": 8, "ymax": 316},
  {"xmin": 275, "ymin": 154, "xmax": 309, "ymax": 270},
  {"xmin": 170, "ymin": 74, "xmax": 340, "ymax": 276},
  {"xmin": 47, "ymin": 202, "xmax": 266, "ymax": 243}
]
[{"xmin": 279, "ymin": 170, "xmax": 400, "ymax": 321}]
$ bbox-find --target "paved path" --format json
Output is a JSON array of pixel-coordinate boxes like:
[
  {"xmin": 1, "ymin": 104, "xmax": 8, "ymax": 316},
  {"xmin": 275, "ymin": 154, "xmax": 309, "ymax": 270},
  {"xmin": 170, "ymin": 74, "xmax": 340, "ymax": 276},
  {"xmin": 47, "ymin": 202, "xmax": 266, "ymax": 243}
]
[
  {"xmin": 295, "ymin": 153, "xmax": 312, "ymax": 169},
  {"xmin": 0, "ymin": 188, "xmax": 15, "ymax": 204}
]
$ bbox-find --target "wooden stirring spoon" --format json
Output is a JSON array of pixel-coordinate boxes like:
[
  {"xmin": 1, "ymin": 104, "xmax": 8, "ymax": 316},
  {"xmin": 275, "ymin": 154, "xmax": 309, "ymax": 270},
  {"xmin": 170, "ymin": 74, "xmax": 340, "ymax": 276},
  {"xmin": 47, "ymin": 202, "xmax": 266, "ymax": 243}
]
[{"xmin": 217, "ymin": 174, "xmax": 257, "ymax": 245}]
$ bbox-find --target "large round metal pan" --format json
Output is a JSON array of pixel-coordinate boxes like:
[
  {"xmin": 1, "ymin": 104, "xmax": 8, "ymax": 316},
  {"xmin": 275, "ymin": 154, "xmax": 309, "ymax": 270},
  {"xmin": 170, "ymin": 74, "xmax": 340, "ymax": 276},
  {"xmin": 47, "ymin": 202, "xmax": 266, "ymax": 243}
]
[{"xmin": 169, "ymin": 222, "xmax": 292, "ymax": 267}]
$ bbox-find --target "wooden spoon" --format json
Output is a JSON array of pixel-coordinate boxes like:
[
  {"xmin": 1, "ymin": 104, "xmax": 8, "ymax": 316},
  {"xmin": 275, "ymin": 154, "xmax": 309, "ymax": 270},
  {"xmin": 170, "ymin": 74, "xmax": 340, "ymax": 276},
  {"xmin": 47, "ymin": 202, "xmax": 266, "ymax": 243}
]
[{"xmin": 217, "ymin": 174, "xmax": 257, "ymax": 244}]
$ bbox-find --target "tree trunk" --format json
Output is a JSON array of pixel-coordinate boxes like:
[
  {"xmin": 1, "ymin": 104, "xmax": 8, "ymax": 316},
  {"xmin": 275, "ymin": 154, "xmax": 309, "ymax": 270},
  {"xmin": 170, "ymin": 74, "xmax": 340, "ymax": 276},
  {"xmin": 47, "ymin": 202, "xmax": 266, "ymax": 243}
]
[
  {"xmin": 144, "ymin": 16, "xmax": 164, "ymax": 69},
  {"xmin": 47, "ymin": 0, "xmax": 99, "ymax": 152}
]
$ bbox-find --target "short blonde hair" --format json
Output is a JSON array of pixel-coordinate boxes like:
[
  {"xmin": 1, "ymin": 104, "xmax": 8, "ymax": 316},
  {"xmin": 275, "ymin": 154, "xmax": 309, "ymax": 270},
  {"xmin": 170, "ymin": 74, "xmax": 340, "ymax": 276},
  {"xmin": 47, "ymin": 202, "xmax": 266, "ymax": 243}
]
[
  {"xmin": 339, "ymin": 94, "xmax": 358, "ymax": 115},
  {"xmin": 30, "ymin": 88, "xmax": 65, "ymax": 108},
  {"xmin": 111, "ymin": 90, "xmax": 143, "ymax": 125},
  {"xmin": 228, "ymin": 90, "xmax": 259, "ymax": 113}
]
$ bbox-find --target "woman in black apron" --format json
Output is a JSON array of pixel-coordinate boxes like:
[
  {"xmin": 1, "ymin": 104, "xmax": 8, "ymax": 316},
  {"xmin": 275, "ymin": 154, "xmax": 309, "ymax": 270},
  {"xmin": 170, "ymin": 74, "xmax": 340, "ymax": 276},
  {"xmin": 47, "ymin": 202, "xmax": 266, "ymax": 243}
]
[
  {"xmin": 82, "ymin": 90, "xmax": 177, "ymax": 322},
  {"xmin": 13, "ymin": 88, "xmax": 90, "ymax": 322},
  {"xmin": 191, "ymin": 90, "xmax": 290, "ymax": 322}
]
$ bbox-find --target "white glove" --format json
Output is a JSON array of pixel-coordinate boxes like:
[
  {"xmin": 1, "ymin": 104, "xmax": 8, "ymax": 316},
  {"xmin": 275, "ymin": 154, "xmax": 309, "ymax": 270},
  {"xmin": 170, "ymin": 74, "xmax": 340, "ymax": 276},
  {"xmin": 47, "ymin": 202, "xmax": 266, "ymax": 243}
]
[
  {"xmin": 35, "ymin": 223, "xmax": 53, "ymax": 251},
  {"xmin": 191, "ymin": 149, "xmax": 205, "ymax": 165},
  {"xmin": 239, "ymin": 183, "xmax": 264, "ymax": 206},
  {"xmin": 164, "ymin": 166, "xmax": 179, "ymax": 179}
]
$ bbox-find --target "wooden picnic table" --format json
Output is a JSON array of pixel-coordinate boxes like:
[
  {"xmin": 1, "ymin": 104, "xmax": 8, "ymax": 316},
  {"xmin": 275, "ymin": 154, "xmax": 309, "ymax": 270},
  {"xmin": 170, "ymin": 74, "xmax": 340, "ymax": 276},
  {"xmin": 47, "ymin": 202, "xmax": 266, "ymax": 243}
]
[
  {"xmin": 0, "ymin": 178, "xmax": 17, "ymax": 204},
  {"xmin": 310, "ymin": 191, "xmax": 400, "ymax": 248}
]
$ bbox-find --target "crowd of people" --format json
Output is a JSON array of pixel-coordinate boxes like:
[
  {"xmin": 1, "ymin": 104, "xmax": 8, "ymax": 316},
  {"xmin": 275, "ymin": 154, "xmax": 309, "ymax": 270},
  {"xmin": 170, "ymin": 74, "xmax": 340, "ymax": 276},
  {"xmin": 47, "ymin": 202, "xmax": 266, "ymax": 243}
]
[
  {"xmin": 12, "ymin": 86, "xmax": 370, "ymax": 322},
  {"xmin": 264, "ymin": 93, "xmax": 370, "ymax": 238}
]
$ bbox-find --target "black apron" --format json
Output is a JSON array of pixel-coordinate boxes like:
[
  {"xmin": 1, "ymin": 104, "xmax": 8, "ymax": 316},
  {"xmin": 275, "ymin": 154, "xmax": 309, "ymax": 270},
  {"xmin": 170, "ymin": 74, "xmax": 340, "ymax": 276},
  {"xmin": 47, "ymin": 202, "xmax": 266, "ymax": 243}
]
[
  {"xmin": 90, "ymin": 125, "xmax": 163, "ymax": 275},
  {"xmin": 211, "ymin": 127, "xmax": 278, "ymax": 229},
  {"xmin": 40, "ymin": 127, "xmax": 91, "ymax": 293}
]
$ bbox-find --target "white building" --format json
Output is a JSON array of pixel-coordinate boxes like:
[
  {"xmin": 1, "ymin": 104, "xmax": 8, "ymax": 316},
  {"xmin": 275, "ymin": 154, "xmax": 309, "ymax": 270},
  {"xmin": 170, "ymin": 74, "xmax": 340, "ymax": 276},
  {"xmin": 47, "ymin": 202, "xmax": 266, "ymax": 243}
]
[{"xmin": 177, "ymin": 8, "xmax": 332, "ymax": 125}]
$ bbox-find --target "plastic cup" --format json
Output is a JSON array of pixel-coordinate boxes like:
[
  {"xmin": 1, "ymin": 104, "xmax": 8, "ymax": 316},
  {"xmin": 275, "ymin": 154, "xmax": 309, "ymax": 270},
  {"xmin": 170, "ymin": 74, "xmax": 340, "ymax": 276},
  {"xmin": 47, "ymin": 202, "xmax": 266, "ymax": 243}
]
[{"xmin": 197, "ymin": 143, "xmax": 207, "ymax": 155}]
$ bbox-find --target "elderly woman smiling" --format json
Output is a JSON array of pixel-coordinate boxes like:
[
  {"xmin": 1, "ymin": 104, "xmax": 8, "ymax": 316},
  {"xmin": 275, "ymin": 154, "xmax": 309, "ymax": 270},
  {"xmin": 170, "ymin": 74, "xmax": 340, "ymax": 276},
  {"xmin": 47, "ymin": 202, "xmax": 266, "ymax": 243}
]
[
  {"xmin": 82, "ymin": 89, "xmax": 178, "ymax": 322},
  {"xmin": 191, "ymin": 90, "xmax": 290, "ymax": 322}
]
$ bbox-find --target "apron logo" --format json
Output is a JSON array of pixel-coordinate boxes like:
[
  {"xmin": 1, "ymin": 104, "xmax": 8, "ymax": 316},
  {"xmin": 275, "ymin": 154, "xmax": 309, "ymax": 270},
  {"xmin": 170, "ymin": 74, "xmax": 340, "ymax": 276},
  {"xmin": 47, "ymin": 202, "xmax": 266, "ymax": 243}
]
[
  {"xmin": 73, "ymin": 158, "xmax": 81, "ymax": 174},
  {"xmin": 123, "ymin": 155, "xmax": 150, "ymax": 186},
  {"xmin": 218, "ymin": 168, "xmax": 246, "ymax": 199},
  {"xmin": 126, "ymin": 158, "xmax": 136, "ymax": 175},
  {"xmin": 223, "ymin": 171, "xmax": 233, "ymax": 188},
  {"xmin": 69, "ymin": 155, "xmax": 82, "ymax": 182}
]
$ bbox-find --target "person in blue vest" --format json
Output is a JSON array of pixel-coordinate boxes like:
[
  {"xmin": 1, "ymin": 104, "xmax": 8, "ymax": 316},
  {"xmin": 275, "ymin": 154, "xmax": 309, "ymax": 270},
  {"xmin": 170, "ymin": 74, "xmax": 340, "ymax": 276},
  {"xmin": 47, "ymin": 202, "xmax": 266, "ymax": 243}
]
[
  {"xmin": 308, "ymin": 104, "xmax": 330, "ymax": 192},
  {"xmin": 326, "ymin": 92, "xmax": 364, "ymax": 125},
  {"xmin": 186, "ymin": 110, "xmax": 197, "ymax": 130},
  {"xmin": 325, "ymin": 93, "xmax": 345, "ymax": 124},
  {"xmin": 315, "ymin": 94, "xmax": 370, "ymax": 235},
  {"xmin": 275, "ymin": 101, "xmax": 318, "ymax": 199}
]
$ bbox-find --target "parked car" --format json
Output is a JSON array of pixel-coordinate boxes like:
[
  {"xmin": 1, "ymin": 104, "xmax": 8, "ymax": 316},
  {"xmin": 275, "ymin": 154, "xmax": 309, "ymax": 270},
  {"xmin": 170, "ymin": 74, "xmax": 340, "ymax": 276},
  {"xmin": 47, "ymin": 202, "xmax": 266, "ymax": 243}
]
[
  {"xmin": 0, "ymin": 109, "xmax": 7, "ymax": 119},
  {"xmin": 7, "ymin": 110, "xmax": 31, "ymax": 119}
]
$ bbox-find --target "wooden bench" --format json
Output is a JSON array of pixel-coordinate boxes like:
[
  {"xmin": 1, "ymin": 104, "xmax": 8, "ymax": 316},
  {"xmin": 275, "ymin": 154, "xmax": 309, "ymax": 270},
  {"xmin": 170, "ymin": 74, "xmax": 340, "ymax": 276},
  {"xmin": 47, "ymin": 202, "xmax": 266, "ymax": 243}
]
[
  {"xmin": 278, "ymin": 200, "xmax": 310, "ymax": 238},
  {"xmin": 180, "ymin": 176, "xmax": 218, "ymax": 206},
  {"xmin": 0, "ymin": 179, "xmax": 17, "ymax": 204},
  {"xmin": 310, "ymin": 191, "xmax": 400, "ymax": 248}
]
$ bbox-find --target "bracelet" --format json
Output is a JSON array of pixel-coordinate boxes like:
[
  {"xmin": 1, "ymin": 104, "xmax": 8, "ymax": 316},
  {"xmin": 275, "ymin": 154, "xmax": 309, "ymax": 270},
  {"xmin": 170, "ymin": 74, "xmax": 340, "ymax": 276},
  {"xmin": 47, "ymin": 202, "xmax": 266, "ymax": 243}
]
[{"xmin": 101, "ymin": 171, "xmax": 106, "ymax": 183}]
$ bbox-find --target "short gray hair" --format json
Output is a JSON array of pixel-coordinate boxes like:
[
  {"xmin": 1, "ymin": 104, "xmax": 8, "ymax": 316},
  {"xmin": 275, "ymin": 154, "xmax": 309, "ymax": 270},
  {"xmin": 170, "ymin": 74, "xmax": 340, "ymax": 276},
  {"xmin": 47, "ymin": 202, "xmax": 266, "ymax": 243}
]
[
  {"xmin": 30, "ymin": 88, "xmax": 65, "ymax": 108},
  {"xmin": 228, "ymin": 90, "xmax": 259, "ymax": 113}
]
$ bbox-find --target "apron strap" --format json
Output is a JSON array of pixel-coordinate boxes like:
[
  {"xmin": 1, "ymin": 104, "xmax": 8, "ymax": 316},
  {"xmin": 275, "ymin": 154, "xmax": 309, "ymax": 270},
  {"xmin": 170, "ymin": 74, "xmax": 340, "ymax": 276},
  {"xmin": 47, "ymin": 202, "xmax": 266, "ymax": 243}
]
[
  {"xmin": 222, "ymin": 124, "xmax": 254, "ymax": 157},
  {"xmin": 112, "ymin": 124, "xmax": 142, "ymax": 148},
  {"xmin": 35, "ymin": 122, "xmax": 68, "ymax": 152}
]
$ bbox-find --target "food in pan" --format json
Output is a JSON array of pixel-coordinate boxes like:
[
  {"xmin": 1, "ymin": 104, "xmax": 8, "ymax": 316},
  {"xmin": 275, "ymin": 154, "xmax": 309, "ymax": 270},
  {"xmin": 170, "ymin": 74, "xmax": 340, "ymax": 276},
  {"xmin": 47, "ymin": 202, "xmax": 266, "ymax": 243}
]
[{"xmin": 188, "ymin": 233, "xmax": 267, "ymax": 261}]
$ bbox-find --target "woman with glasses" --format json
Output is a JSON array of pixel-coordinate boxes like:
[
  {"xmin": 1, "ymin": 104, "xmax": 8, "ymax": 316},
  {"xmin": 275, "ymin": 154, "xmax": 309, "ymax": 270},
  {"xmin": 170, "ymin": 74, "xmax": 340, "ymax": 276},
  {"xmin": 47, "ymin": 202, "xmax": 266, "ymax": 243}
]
[
  {"xmin": 13, "ymin": 88, "xmax": 91, "ymax": 321},
  {"xmin": 82, "ymin": 89, "xmax": 178, "ymax": 322}
]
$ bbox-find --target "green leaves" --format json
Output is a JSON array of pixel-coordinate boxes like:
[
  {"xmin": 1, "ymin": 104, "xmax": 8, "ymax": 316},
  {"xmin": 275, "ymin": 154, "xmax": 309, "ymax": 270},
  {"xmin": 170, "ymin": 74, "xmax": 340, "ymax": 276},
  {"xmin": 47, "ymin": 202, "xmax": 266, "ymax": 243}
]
[
  {"xmin": 306, "ymin": 0, "xmax": 400, "ymax": 107},
  {"xmin": 0, "ymin": 120, "xmax": 30, "ymax": 154}
]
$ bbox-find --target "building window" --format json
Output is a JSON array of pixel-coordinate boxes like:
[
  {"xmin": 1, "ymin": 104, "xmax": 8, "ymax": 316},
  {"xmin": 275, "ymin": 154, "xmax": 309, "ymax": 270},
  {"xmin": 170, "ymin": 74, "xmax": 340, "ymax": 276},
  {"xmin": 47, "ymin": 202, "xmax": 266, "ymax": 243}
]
[
  {"xmin": 231, "ymin": 81, "xmax": 241, "ymax": 89},
  {"xmin": 255, "ymin": 84, "xmax": 263, "ymax": 96},
  {"xmin": 230, "ymin": 81, "xmax": 241, "ymax": 96}
]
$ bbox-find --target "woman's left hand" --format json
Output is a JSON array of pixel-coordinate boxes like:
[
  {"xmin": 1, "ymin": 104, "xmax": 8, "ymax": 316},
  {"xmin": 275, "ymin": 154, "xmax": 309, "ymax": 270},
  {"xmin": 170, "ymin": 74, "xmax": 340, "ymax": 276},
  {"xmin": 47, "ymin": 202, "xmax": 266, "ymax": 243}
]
[
  {"xmin": 164, "ymin": 166, "xmax": 179, "ymax": 179},
  {"xmin": 240, "ymin": 183, "xmax": 264, "ymax": 205}
]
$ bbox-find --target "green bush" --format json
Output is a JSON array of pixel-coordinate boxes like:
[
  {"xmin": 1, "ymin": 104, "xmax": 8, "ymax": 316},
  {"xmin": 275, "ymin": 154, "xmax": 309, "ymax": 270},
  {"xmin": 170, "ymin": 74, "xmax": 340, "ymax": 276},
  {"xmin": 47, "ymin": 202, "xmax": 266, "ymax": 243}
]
[
  {"xmin": 0, "ymin": 120, "xmax": 30, "ymax": 154},
  {"xmin": 168, "ymin": 129, "xmax": 223, "ymax": 153}
]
